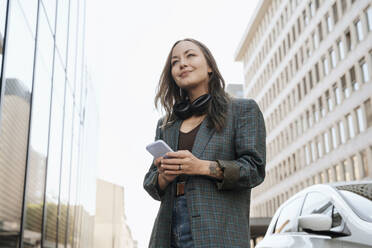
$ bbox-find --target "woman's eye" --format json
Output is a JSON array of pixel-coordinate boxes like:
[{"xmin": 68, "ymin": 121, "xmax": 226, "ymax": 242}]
[
  {"xmin": 172, "ymin": 61, "xmax": 178, "ymax": 66},
  {"xmin": 187, "ymin": 54, "xmax": 195, "ymax": 57}
]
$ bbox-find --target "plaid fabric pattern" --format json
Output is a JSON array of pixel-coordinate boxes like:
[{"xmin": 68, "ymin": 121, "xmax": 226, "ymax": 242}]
[{"xmin": 143, "ymin": 98, "xmax": 266, "ymax": 248}]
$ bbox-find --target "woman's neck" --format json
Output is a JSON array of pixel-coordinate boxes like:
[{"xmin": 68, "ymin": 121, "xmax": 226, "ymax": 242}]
[{"xmin": 188, "ymin": 89, "xmax": 209, "ymax": 102}]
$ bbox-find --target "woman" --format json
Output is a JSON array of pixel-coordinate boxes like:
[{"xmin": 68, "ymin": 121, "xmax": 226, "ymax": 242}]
[{"xmin": 144, "ymin": 38, "xmax": 266, "ymax": 248}]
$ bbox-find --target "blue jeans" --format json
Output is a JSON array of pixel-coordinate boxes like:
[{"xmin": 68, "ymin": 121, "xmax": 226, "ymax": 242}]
[{"xmin": 171, "ymin": 195, "xmax": 194, "ymax": 248}]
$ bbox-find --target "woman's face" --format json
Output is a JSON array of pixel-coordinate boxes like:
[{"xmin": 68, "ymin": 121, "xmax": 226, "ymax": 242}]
[{"xmin": 170, "ymin": 41, "xmax": 212, "ymax": 91}]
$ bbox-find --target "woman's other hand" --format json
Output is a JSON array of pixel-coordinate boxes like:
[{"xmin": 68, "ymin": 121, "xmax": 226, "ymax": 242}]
[
  {"xmin": 154, "ymin": 156, "xmax": 177, "ymax": 190},
  {"xmin": 160, "ymin": 150, "xmax": 210, "ymax": 176}
]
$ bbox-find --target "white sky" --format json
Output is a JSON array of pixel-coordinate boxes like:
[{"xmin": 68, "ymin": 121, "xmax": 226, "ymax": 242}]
[{"xmin": 86, "ymin": 0, "xmax": 260, "ymax": 247}]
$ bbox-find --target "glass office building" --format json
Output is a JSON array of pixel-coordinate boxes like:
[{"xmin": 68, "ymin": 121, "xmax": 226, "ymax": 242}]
[{"xmin": 0, "ymin": 0, "xmax": 98, "ymax": 247}]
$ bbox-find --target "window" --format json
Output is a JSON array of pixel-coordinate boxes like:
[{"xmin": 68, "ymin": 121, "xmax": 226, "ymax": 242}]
[
  {"xmin": 303, "ymin": 10, "xmax": 309, "ymax": 25},
  {"xmin": 331, "ymin": 126, "xmax": 338, "ymax": 149},
  {"xmin": 341, "ymin": 0, "xmax": 347, "ymax": 14},
  {"xmin": 326, "ymin": 14, "xmax": 333, "ymax": 32},
  {"xmin": 297, "ymin": 83, "xmax": 302, "ymax": 101},
  {"xmin": 317, "ymin": 138, "xmax": 323, "ymax": 158},
  {"xmin": 301, "ymin": 192, "xmax": 330, "ymax": 216},
  {"xmin": 323, "ymin": 57, "xmax": 329, "ymax": 75},
  {"xmin": 313, "ymin": 104, "xmax": 319, "ymax": 122},
  {"xmin": 360, "ymin": 60, "xmax": 370, "ymax": 83},
  {"xmin": 361, "ymin": 150, "xmax": 369, "ymax": 177},
  {"xmin": 335, "ymin": 164, "xmax": 344, "ymax": 181},
  {"xmin": 325, "ymin": 90, "xmax": 333, "ymax": 111},
  {"xmin": 347, "ymin": 114, "xmax": 355, "ymax": 138},
  {"xmin": 356, "ymin": 107, "xmax": 366, "ymax": 132},
  {"xmin": 338, "ymin": 121, "xmax": 346, "ymax": 144},
  {"xmin": 330, "ymin": 49, "xmax": 337, "ymax": 68},
  {"xmin": 312, "ymin": 32, "xmax": 319, "ymax": 49},
  {"xmin": 351, "ymin": 155, "xmax": 361, "ymax": 179},
  {"xmin": 318, "ymin": 22, "xmax": 323, "ymax": 41},
  {"xmin": 0, "ymin": 1, "xmax": 37, "ymax": 239},
  {"xmin": 332, "ymin": 3, "xmax": 339, "ymax": 24},
  {"xmin": 367, "ymin": 6, "xmax": 372, "ymax": 31},
  {"xmin": 323, "ymin": 132, "xmax": 330, "ymax": 153},
  {"xmin": 274, "ymin": 196, "xmax": 304, "ymax": 233},
  {"xmin": 328, "ymin": 168, "xmax": 335, "ymax": 182},
  {"xmin": 345, "ymin": 30, "xmax": 351, "ymax": 51},
  {"xmin": 305, "ymin": 145, "xmax": 311, "ymax": 165},
  {"xmin": 333, "ymin": 83, "xmax": 341, "ymax": 105},
  {"xmin": 355, "ymin": 19, "xmax": 364, "ymax": 41},
  {"xmin": 341, "ymin": 75, "xmax": 351, "ymax": 98},
  {"xmin": 310, "ymin": 2, "xmax": 315, "ymax": 17},
  {"xmin": 350, "ymin": 66, "xmax": 359, "ymax": 91},
  {"xmin": 315, "ymin": 63, "xmax": 320, "ymax": 82},
  {"xmin": 364, "ymin": 99, "xmax": 372, "ymax": 128},
  {"xmin": 311, "ymin": 141, "xmax": 317, "ymax": 161},
  {"xmin": 318, "ymin": 96, "xmax": 326, "ymax": 117},
  {"xmin": 303, "ymin": 78, "xmax": 308, "ymax": 96},
  {"xmin": 0, "ymin": 0, "xmax": 5, "ymax": 75},
  {"xmin": 343, "ymin": 160, "xmax": 352, "ymax": 181},
  {"xmin": 338, "ymin": 40, "xmax": 345, "ymax": 60}
]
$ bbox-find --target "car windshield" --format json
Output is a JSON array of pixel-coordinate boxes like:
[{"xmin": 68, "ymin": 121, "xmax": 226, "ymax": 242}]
[{"xmin": 336, "ymin": 184, "xmax": 372, "ymax": 222}]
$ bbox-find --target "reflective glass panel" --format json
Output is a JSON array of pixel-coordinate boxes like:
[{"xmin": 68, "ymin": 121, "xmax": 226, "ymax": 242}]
[
  {"xmin": 58, "ymin": 86, "xmax": 73, "ymax": 247},
  {"xmin": 22, "ymin": 7, "xmax": 54, "ymax": 246},
  {"xmin": 41, "ymin": 0, "xmax": 56, "ymax": 33},
  {"xmin": 0, "ymin": 0, "xmax": 36, "ymax": 244},
  {"xmin": 0, "ymin": 0, "xmax": 7, "ymax": 75},
  {"xmin": 67, "ymin": 110, "xmax": 81, "ymax": 246},
  {"xmin": 66, "ymin": 0, "xmax": 78, "ymax": 86},
  {"xmin": 55, "ymin": 0, "xmax": 69, "ymax": 67},
  {"xmin": 44, "ymin": 59, "xmax": 65, "ymax": 246},
  {"xmin": 16, "ymin": 0, "xmax": 38, "ymax": 38}
]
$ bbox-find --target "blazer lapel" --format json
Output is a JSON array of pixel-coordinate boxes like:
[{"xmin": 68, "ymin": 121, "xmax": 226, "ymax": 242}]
[
  {"xmin": 163, "ymin": 119, "xmax": 182, "ymax": 151},
  {"xmin": 192, "ymin": 118, "xmax": 215, "ymax": 158}
]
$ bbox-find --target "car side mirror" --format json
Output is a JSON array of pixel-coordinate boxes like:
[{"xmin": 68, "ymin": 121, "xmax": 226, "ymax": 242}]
[{"xmin": 298, "ymin": 214, "xmax": 332, "ymax": 231}]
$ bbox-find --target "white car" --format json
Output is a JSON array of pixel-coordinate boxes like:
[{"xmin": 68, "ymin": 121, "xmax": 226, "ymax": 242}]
[{"xmin": 256, "ymin": 181, "xmax": 372, "ymax": 248}]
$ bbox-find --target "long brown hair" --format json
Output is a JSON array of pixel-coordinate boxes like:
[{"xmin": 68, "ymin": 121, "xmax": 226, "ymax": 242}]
[{"xmin": 155, "ymin": 38, "xmax": 230, "ymax": 132}]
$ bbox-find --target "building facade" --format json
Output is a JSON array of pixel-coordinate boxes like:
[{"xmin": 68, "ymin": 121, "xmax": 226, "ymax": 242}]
[
  {"xmin": 94, "ymin": 179, "xmax": 137, "ymax": 248},
  {"xmin": 226, "ymin": 83, "xmax": 244, "ymax": 98},
  {"xmin": 0, "ymin": 0, "xmax": 98, "ymax": 247},
  {"xmin": 236, "ymin": 0, "xmax": 372, "ymax": 219}
]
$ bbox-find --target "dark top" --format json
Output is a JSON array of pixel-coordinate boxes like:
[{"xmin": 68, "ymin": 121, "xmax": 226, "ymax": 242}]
[
  {"xmin": 177, "ymin": 122, "xmax": 202, "ymax": 182},
  {"xmin": 178, "ymin": 122, "xmax": 202, "ymax": 151}
]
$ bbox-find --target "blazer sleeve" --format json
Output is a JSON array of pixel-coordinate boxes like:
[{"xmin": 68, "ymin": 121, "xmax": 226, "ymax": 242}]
[
  {"xmin": 143, "ymin": 118, "xmax": 165, "ymax": 201},
  {"xmin": 216, "ymin": 99, "xmax": 266, "ymax": 190}
]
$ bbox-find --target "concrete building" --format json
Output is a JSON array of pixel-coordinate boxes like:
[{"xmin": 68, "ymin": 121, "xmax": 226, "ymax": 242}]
[
  {"xmin": 235, "ymin": 0, "xmax": 372, "ymax": 221},
  {"xmin": 226, "ymin": 83, "xmax": 244, "ymax": 98},
  {"xmin": 94, "ymin": 179, "xmax": 137, "ymax": 248}
]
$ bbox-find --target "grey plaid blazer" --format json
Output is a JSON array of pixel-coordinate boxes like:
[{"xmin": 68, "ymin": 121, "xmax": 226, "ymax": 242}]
[{"xmin": 144, "ymin": 98, "xmax": 266, "ymax": 248}]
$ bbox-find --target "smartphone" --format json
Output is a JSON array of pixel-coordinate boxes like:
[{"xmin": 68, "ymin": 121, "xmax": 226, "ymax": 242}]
[{"xmin": 146, "ymin": 139, "xmax": 173, "ymax": 158}]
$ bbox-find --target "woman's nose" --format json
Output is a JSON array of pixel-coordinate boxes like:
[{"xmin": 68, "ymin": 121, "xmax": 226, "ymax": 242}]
[{"xmin": 179, "ymin": 58, "xmax": 188, "ymax": 68}]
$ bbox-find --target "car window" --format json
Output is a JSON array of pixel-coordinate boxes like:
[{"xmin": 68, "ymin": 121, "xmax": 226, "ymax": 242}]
[
  {"xmin": 274, "ymin": 196, "xmax": 304, "ymax": 234},
  {"xmin": 301, "ymin": 192, "xmax": 331, "ymax": 216}
]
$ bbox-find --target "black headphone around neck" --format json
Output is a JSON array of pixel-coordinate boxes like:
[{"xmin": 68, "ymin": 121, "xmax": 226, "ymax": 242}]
[{"xmin": 173, "ymin": 94, "xmax": 211, "ymax": 120}]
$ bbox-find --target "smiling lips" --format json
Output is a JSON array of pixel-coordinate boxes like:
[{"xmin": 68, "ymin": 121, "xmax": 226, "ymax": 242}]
[{"xmin": 180, "ymin": 70, "xmax": 192, "ymax": 78}]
